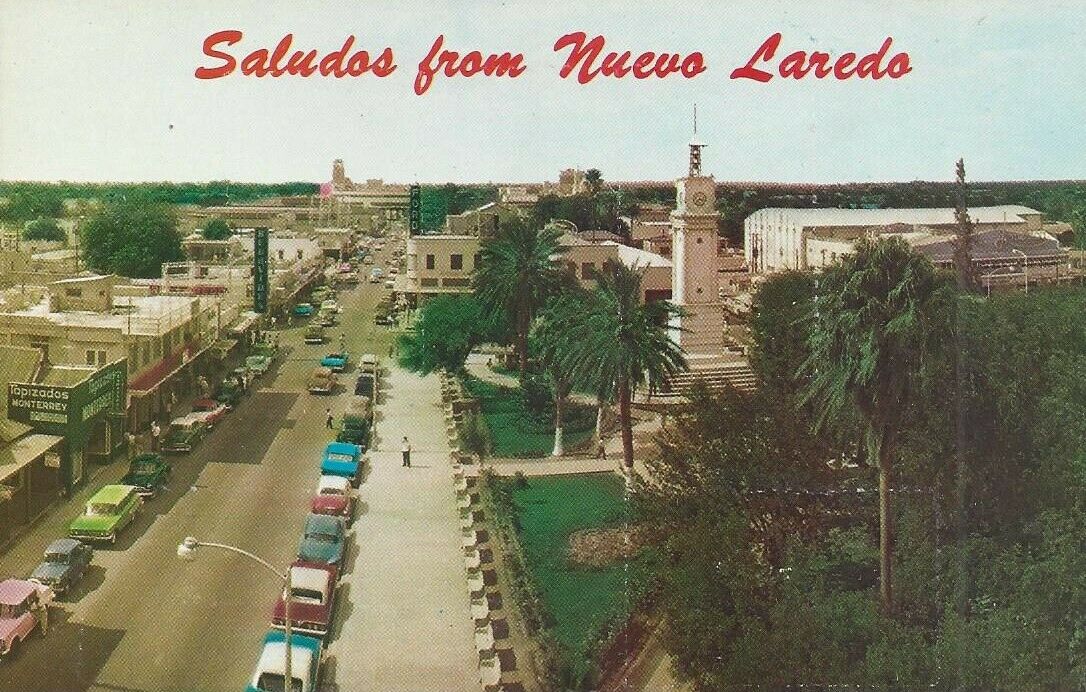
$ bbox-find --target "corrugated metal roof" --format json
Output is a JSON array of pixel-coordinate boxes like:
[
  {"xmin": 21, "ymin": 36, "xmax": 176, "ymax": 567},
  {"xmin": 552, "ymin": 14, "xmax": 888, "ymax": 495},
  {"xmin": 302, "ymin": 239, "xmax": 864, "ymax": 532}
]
[{"xmin": 746, "ymin": 205, "xmax": 1042, "ymax": 228}]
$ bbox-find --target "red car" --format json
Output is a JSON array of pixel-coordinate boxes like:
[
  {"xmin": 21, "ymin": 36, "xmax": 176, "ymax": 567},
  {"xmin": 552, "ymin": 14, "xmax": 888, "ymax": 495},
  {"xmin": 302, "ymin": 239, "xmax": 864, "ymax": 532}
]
[
  {"xmin": 271, "ymin": 561, "xmax": 338, "ymax": 638},
  {"xmin": 190, "ymin": 398, "xmax": 229, "ymax": 426},
  {"xmin": 311, "ymin": 475, "xmax": 355, "ymax": 526}
]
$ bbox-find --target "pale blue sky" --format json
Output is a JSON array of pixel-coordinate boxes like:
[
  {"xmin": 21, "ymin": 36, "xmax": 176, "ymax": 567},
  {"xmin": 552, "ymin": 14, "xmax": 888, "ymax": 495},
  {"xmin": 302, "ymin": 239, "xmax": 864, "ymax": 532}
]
[{"xmin": 1, "ymin": 1, "xmax": 1084, "ymax": 184}]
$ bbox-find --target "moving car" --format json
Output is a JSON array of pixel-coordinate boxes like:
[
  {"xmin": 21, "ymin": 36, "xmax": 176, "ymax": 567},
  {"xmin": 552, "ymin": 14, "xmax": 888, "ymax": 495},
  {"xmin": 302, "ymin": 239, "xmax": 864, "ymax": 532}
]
[
  {"xmin": 68, "ymin": 485, "xmax": 142, "ymax": 544},
  {"xmin": 297, "ymin": 513, "xmax": 347, "ymax": 568},
  {"xmin": 0, "ymin": 579, "xmax": 51, "ymax": 660},
  {"xmin": 190, "ymin": 397, "xmax": 229, "ymax": 425},
  {"xmin": 311, "ymin": 475, "xmax": 356, "ymax": 525},
  {"xmin": 28, "ymin": 539, "xmax": 92, "ymax": 596},
  {"xmin": 304, "ymin": 324, "xmax": 326, "ymax": 345},
  {"xmin": 320, "ymin": 441, "xmax": 363, "ymax": 487},
  {"xmin": 320, "ymin": 351, "xmax": 349, "ymax": 373},
  {"xmin": 161, "ymin": 415, "xmax": 207, "ymax": 454},
  {"xmin": 271, "ymin": 561, "xmax": 339, "ymax": 638},
  {"xmin": 245, "ymin": 629, "xmax": 323, "ymax": 692},
  {"xmin": 293, "ymin": 303, "xmax": 315, "ymax": 317},
  {"xmin": 246, "ymin": 354, "xmax": 272, "ymax": 376},
  {"xmin": 307, "ymin": 367, "xmax": 337, "ymax": 395},
  {"xmin": 318, "ymin": 307, "xmax": 337, "ymax": 328},
  {"xmin": 121, "ymin": 453, "xmax": 171, "ymax": 497}
]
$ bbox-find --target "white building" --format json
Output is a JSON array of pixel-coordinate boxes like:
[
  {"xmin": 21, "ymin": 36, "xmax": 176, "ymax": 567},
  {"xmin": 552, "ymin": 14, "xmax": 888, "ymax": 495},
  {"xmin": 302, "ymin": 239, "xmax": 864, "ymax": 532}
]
[{"xmin": 744, "ymin": 205, "xmax": 1048, "ymax": 272}]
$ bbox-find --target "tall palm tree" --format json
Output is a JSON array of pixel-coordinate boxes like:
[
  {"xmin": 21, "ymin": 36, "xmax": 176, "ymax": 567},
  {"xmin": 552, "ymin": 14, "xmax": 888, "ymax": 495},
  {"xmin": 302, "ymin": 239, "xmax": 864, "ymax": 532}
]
[
  {"xmin": 802, "ymin": 236, "xmax": 947, "ymax": 615},
  {"xmin": 565, "ymin": 262, "xmax": 687, "ymax": 470},
  {"xmin": 474, "ymin": 218, "xmax": 567, "ymax": 379},
  {"xmin": 532, "ymin": 292, "xmax": 584, "ymax": 456}
]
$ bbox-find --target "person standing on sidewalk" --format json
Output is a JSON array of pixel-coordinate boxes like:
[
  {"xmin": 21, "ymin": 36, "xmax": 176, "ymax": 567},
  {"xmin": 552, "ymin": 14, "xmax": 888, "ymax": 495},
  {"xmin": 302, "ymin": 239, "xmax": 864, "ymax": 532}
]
[
  {"xmin": 151, "ymin": 421, "xmax": 161, "ymax": 453},
  {"xmin": 401, "ymin": 436, "xmax": 412, "ymax": 467},
  {"xmin": 326, "ymin": 408, "xmax": 334, "ymax": 429}
]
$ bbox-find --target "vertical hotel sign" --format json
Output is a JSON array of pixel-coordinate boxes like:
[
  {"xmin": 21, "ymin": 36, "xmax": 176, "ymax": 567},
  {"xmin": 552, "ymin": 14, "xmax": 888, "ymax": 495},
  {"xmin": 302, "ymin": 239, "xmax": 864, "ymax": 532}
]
[
  {"xmin": 409, "ymin": 184, "xmax": 421, "ymax": 236},
  {"xmin": 253, "ymin": 227, "xmax": 269, "ymax": 313}
]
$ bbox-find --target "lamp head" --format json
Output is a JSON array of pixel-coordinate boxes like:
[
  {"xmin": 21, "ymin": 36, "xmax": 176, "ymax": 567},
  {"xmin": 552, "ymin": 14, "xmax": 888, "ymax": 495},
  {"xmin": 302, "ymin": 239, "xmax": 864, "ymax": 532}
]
[{"xmin": 176, "ymin": 536, "xmax": 199, "ymax": 561}]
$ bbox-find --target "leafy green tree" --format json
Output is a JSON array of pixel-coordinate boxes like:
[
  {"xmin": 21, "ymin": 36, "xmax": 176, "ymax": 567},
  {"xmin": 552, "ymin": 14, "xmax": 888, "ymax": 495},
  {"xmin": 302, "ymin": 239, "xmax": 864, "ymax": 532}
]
[
  {"xmin": 749, "ymin": 271, "xmax": 816, "ymax": 393},
  {"xmin": 565, "ymin": 262, "xmax": 686, "ymax": 470},
  {"xmin": 802, "ymin": 237, "xmax": 949, "ymax": 614},
  {"xmin": 585, "ymin": 168, "xmax": 602, "ymax": 195},
  {"xmin": 22, "ymin": 217, "xmax": 65, "ymax": 242},
  {"xmin": 202, "ymin": 217, "xmax": 232, "ymax": 240},
  {"xmin": 396, "ymin": 295, "xmax": 483, "ymax": 375},
  {"xmin": 80, "ymin": 198, "xmax": 183, "ymax": 278},
  {"xmin": 1, "ymin": 187, "xmax": 65, "ymax": 223},
  {"xmin": 474, "ymin": 218, "xmax": 568, "ymax": 379}
]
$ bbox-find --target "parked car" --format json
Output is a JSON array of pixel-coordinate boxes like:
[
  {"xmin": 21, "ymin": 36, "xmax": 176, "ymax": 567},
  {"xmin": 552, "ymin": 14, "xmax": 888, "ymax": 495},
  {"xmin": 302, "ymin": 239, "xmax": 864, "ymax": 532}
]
[
  {"xmin": 271, "ymin": 561, "xmax": 339, "ymax": 638},
  {"xmin": 28, "ymin": 539, "xmax": 92, "ymax": 596},
  {"xmin": 251, "ymin": 342, "xmax": 278, "ymax": 360},
  {"xmin": 68, "ymin": 484, "xmax": 142, "ymax": 544},
  {"xmin": 246, "ymin": 354, "xmax": 272, "ymax": 376},
  {"xmin": 232, "ymin": 367, "xmax": 254, "ymax": 391},
  {"xmin": 374, "ymin": 312, "xmax": 395, "ymax": 326},
  {"xmin": 297, "ymin": 513, "xmax": 347, "ymax": 568},
  {"xmin": 304, "ymin": 325, "xmax": 326, "ymax": 345},
  {"xmin": 161, "ymin": 415, "xmax": 207, "ymax": 454},
  {"xmin": 121, "ymin": 453, "xmax": 171, "ymax": 497},
  {"xmin": 318, "ymin": 308, "xmax": 337, "ymax": 328},
  {"xmin": 307, "ymin": 367, "xmax": 337, "ymax": 395},
  {"xmin": 368, "ymin": 267, "xmax": 383, "ymax": 283},
  {"xmin": 310, "ymin": 287, "xmax": 333, "ymax": 304},
  {"xmin": 336, "ymin": 263, "xmax": 353, "ymax": 275},
  {"xmin": 383, "ymin": 279, "xmax": 395, "ymax": 290},
  {"xmin": 0, "ymin": 579, "xmax": 51, "ymax": 660},
  {"xmin": 245, "ymin": 629, "xmax": 323, "ymax": 692},
  {"xmin": 320, "ymin": 299, "xmax": 340, "ymax": 314},
  {"xmin": 354, "ymin": 373, "xmax": 375, "ymax": 400},
  {"xmin": 320, "ymin": 351, "xmax": 349, "ymax": 373},
  {"xmin": 359, "ymin": 354, "xmax": 378, "ymax": 375},
  {"xmin": 190, "ymin": 397, "xmax": 229, "ymax": 425},
  {"xmin": 293, "ymin": 303, "xmax": 315, "ymax": 317},
  {"xmin": 362, "ymin": 255, "xmax": 374, "ymax": 265},
  {"xmin": 320, "ymin": 441, "xmax": 363, "ymax": 487},
  {"xmin": 337, "ymin": 397, "xmax": 370, "ymax": 448},
  {"xmin": 311, "ymin": 475, "xmax": 356, "ymax": 525},
  {"xmin": 214, "ymin": 380, "xmax": 244, "ymax": 409}
]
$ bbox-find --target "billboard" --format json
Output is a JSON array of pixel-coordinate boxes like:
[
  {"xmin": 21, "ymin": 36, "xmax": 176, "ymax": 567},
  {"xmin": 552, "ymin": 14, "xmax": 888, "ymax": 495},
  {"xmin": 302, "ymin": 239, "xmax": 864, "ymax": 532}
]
[
  {"xmin": 409, "ymin": 184, "xmax": 421, "ymax": 235},
  {"xmin": 253, "ymin": 226, "xmax": 269, "ymax": 312},
  {"xmin": 7, "ymin": 359, "xmax": 128, "ymax": 436}
]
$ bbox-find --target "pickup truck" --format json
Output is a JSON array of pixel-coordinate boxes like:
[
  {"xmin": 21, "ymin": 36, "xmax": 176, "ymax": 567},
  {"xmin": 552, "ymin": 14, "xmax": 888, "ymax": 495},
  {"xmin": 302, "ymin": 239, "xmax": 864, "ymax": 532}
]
[{"xmin": 245, "ymin": 629, "xmax": 323, "ymax": 692}]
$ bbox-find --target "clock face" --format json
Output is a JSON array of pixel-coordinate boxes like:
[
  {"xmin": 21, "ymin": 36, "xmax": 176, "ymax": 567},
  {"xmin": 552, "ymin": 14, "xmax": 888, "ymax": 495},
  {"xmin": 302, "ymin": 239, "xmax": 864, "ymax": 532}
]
[{"xmin": 692, "ymin": 191, "xmax": 707, "ymax": 208}]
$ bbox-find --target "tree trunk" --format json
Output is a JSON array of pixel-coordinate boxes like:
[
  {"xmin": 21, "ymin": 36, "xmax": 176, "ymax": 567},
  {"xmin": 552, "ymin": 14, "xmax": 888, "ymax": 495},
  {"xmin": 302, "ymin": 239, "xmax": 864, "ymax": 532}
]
[
  {"xmin": 517, "ymin": 311, "xmax": 530, "ymax": 380},
  {"xmin": 595, "ymin": 395, "xmax": 607, "ymax": 441},
  {"xmin": 552, "ymin": 392, "xmax": 565, "ymax": 457},
  {"xmin": 618, "ymin": 378, "xmax": 634, "ymax": 470},
  {"xmin": 878, "ymin": 427, "xmax": 897, "ymax": 615}
]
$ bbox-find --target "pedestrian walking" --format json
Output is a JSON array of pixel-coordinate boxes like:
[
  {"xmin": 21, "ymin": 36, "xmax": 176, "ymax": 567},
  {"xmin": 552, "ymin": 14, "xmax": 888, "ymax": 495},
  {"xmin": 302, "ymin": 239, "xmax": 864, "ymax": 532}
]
[
  {"xmin": 326, "ymin": 408, "xmax": 334, "ymax": 429},
  {"xmin": 401, "ymin": 436, "xmax": 412, "ymax": 467},
  {"xmin": 339, "ymin": 333, "xmax": 347, "ymax": 352},
  {"xmin": 151, "ymin": 421, "xmax": 161, "ymax": 453}
]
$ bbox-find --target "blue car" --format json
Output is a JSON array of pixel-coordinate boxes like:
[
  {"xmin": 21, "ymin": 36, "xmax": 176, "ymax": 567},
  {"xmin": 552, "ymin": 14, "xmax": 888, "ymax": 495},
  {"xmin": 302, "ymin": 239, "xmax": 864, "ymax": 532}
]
[
  {"xmin": 297, "ymin": 513, "xmax": 346, "ymax": 568},
  {"xmin": 320, "ymin": 441, "xmax": 362, "ymax": 487},
  {"xmin": 246, "ymin": 629, "xmax": 323, "ymax": 692},
  {"xmin": 319, "ymin": 351, "xmax": 349, "ymax": 373},
  {"xmin": 293, "ymin": 303, "xmax": 315, "ymax": 317}
]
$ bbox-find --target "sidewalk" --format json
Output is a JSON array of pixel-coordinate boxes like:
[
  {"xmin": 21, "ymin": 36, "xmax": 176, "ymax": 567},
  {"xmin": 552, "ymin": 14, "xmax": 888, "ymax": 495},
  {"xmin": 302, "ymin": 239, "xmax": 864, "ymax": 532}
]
[{"xmin": 327, "ymin": 363, "xmax": 480, "ymax": 691}]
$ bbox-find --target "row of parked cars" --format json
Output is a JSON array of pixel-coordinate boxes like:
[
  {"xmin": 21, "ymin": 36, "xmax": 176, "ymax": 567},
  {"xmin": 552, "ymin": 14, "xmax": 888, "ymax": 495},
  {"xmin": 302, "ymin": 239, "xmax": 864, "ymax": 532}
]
[{"xmin": 245, "ymin": 436, "xmax": 367, "ymax": 691}]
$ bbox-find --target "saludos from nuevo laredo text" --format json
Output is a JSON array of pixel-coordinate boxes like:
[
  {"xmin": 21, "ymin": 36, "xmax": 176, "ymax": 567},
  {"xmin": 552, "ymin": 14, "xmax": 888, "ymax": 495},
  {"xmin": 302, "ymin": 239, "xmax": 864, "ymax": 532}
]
[{"xmin": 195, "ymin": 31, "xmax": 913, "ymax": 94}]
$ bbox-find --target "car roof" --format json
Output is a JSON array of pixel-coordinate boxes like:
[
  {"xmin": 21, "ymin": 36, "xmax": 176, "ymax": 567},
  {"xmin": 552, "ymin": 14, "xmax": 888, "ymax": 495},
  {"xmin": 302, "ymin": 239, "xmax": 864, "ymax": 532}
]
[
  {"xmin": 305, "ymin": 513, "xmax": 343, "ymax": 532},
  {"xmin": 89, "ymin": 485, "xmax": 136, "ymax": 504},
  {"xmin": 289, "ymin": 565, "xmax": 333, "ymax": 594},
  {"xmin": 360, "ymin": 354, "xmax": 377, "ymax": 363},
  {"xmin": 45, "ymin": 538, "xmax": 82, "ymax": 554},
  {"xmin": 0, "ymin": 579, "xmax": 39, "ymax": 605},
  {"xmin": 325, "ymin": 441, "xmax": 359, "ymax": 456},
  {"xmin": 255, "ymin": 641, "xmax": 316, "ymax": 679},
  {"xmin": 317, "ymin": 475, "xmax": 351, "ymax": 492}
]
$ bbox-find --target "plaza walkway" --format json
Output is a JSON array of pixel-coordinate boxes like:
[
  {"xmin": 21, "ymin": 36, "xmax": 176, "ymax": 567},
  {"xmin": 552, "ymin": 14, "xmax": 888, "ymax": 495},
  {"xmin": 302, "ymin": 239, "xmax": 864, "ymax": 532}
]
[{"xmin": 327, "ymin": 362, "xmax": 480, "ymax": 691}]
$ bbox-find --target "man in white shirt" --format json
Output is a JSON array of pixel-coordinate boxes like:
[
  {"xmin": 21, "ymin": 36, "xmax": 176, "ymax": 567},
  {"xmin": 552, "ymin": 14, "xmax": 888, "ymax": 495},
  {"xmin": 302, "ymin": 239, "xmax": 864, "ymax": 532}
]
[{"xmin": 401, "ymin": 436, "xmax": 411, "ymax": 467}]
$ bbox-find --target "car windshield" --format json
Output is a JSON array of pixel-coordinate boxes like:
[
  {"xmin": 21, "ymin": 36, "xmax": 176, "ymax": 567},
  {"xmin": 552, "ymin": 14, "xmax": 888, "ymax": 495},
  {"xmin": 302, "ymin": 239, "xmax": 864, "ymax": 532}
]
[
  {"xmin": 319, "ymin": 487, "xmax": 344, "ymax": 496},
  {"xmin": 327, "ymin": 453, "xmax": 353, "ymax": 462},
  {"xmin": 44, "ymin": 551, "xmax": 68, "ymax": 563},
  {"xmin": 133, "ymin": 461, "xmax": 157, "ymax": 474},
  {"xmin": 87, "ymin": 502, "xmax": 117, "ymax": 516},
  {"xmin": 0, "ymin": 603, "xmax": 21, "ymax": 619},
  {"xmin": 289, "ymin": 587, "xmax": 325, "ymax": 605},
  {"xmin": 308, "ymin": 531, "xmax": 338, "ymax": 543},
  {"xmin": 256, "ymin": 673, "xmax": 303, "ymax": 692}
]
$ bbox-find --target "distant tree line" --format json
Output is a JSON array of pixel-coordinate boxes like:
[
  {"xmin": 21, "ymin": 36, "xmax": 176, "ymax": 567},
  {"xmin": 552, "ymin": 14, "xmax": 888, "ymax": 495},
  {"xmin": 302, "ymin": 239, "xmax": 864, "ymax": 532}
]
[{"xmin": 0, "ymin": 181, "xmax": 318, "ymax": 211}]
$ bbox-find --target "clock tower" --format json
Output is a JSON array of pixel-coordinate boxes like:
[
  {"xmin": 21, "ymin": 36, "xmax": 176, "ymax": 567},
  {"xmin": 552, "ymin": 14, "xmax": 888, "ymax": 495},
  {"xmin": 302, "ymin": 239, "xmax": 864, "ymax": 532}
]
[{"xmin": 669, "ymin": 126, "xmax": 725, "ymax": 356}]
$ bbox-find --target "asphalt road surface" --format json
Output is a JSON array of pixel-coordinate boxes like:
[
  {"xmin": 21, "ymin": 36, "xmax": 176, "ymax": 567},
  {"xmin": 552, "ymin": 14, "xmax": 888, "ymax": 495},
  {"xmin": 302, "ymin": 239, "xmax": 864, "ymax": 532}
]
[{"xmin": 0, "ymin": 244, "xmax": 402, "ymax": 691}]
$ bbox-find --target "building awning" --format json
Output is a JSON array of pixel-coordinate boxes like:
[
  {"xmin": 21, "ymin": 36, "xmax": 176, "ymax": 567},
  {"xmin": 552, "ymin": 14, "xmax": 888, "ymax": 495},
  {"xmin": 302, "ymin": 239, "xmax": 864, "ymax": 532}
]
[
  {"xmin": 0, "ymin": 434, "xmax": 63, "ymax": 485},
  {"xmin": 212, "ymin": 339, "xmax": 240, "ymax": 357},
  {"xmin": 129, "ymin": 341, "xmax": 213, "ymax": 396},
  {"xmin": 228, "ymin": 311, "xmax": 263, "ymax": 336}
]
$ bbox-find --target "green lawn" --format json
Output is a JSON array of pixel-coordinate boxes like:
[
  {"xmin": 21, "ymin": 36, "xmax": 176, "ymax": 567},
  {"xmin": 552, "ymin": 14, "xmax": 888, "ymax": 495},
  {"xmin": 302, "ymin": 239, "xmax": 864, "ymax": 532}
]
[
  {"xmin": 463, "ymin": 376, "xmax": 594, "ymax": 457},
  {"xmin": 512, "ymin": 473, "xmax": 654, "ymax": 680}
]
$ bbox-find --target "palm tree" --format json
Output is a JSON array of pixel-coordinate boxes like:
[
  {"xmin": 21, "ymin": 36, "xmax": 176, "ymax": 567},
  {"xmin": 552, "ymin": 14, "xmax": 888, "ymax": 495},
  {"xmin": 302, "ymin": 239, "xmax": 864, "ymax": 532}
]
[
  {"xmin": 802, "ymin": 236, "xmax": 947, "ymax": 615},
  {"xmin": 533, "ymin": 291, "xmax": 586, "ymax": 456},
  {"xmin": 565, "ymin": 261, "xmax": 687, "ymax": 470},
  {"xmin": 474, "ymin": 218, "xmax": 567, "ymax": 379},
  {"xmin": 585, "ymin": 168, "xmax": 603, "ymax": 195}
]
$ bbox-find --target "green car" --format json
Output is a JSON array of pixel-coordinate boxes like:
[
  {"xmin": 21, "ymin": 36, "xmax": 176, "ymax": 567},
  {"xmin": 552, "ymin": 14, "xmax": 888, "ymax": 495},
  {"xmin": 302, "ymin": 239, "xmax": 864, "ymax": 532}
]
[
  {"xmin": 121, "ymin": 454, "xmax": 171, "ymax": 497},
  {"xmin": 68, "ymin": 485, "xmax": 142, "ymax": 544}
]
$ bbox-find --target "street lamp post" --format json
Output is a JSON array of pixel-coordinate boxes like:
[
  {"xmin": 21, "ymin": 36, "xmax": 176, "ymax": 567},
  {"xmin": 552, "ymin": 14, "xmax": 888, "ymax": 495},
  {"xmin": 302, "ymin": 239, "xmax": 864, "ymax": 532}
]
[
  {"xmin": 1011, "ymin": 248, "xmax": 1028, "ymax": 294},
  {"xmin": 177, "ymin": 538, "xmax": 293, "ymax": 688}
]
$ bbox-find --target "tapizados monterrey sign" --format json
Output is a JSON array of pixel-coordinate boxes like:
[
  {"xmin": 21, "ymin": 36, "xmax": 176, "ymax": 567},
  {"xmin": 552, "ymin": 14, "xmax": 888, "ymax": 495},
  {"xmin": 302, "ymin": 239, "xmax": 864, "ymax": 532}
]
[{"xmin": 7, "ymin": 360, "xmax": 127, "ymax": 430}]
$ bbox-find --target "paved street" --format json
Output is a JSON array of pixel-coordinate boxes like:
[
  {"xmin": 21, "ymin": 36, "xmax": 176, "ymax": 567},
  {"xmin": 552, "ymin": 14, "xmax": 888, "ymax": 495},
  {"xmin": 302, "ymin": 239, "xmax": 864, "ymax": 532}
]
[{"xmin": 0, "ymin": 246, "xmax": 478, "ymax": 691}]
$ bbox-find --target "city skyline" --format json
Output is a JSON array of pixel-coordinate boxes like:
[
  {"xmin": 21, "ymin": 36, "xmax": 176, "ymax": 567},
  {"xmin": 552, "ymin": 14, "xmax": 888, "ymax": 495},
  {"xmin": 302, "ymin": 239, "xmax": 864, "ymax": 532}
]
[{"xmin": 2, "ymin": 1, "xmax": 1085, "ymax": 184}]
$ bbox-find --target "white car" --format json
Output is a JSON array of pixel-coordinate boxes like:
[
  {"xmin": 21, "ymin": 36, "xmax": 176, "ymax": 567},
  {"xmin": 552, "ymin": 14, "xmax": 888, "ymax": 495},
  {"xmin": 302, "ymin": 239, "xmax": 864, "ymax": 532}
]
[{"xmin": 320, "ymin": 299, "xmax": 341, "ymax": 314}]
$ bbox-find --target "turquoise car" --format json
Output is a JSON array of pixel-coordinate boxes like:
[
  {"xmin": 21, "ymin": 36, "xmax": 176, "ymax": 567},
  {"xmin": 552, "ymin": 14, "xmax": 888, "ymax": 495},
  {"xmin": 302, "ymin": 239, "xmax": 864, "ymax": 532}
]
[
  {"xmin": 293, "ymin": 303, "xmax": 315, "ymax": 317},
  {"xmin": 245, "ymin": 629, "xmax": 323, "ymax": 692},
  {"xmin": 297, "ymin": 513, "xmax": 346, "ymax": 567},
  {"xmin": 319, "ymin": 351, "xmax": 349, "ymax": 373},
  {"xmin": 320, "ymin": 441, "xmax": 362, "ymax": 487}
]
